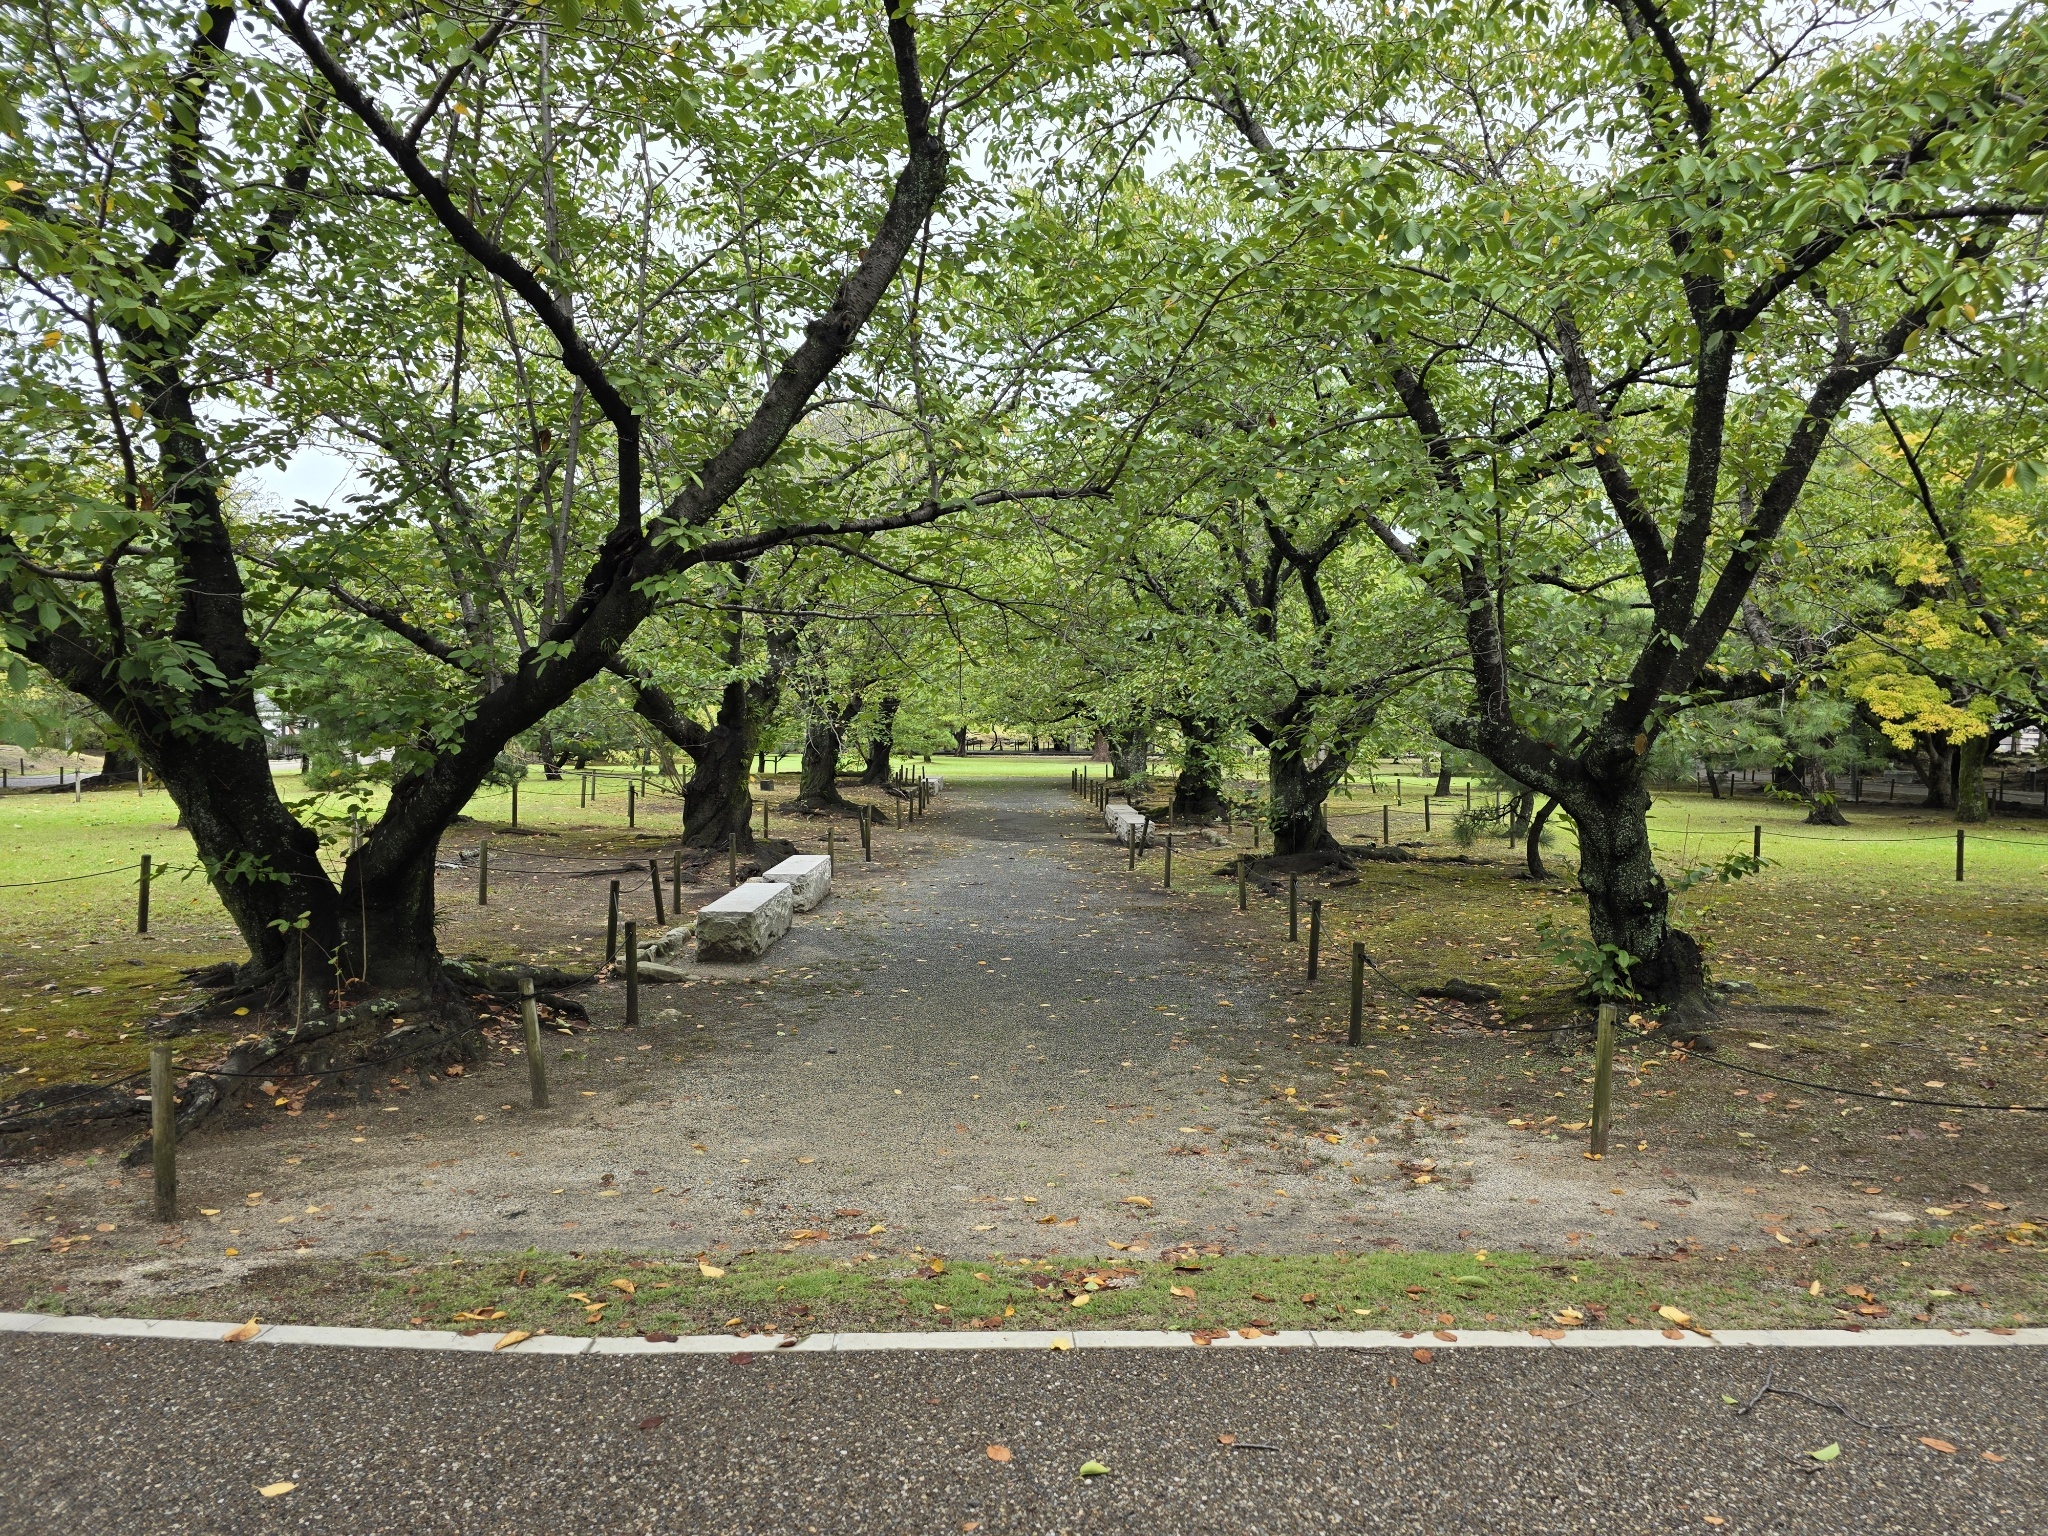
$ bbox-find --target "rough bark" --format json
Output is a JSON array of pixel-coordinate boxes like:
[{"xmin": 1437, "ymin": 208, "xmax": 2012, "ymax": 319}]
[
  {"xmin": 1266, "ymin": 736, "xmax": 1348, "ymax": 857},
  {"xmin": 79, "ymin": 744, "xmax": 142, "ymax": 790},
  {"xmin": 794, "ymin": 693, "xmax": 859, "ymax": 812},
  {"xmin": 1954, "ymin": 734, "xmax": 1990, "ymax": 823},
  {"xmin": 1109, "ymin": 723, "xmax": 1151, "ymax": 781},
  {"xmin": 1525, "ymin": 796, "xmax": 1558, "ymax": 880},
  {"xmin": 1915, "ymin": 737, "xmax": 1953, "ymax": 808},
  {"xmin": 1171, "ymin": 716, "xmax": 1229, "ymax": 820},
  {"xmin": 860, "ymin": 695, "xmax": 899, "ymax": 784},
  {"xmin": 1433, "ymin": 756, "xmax": 1454, "ymax": 797}
]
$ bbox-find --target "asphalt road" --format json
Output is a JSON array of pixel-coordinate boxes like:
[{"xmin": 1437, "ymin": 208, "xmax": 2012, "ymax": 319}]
[{"xmin": 6, "ymin": 1333, "xmax": 2042, "ymax": 1534}]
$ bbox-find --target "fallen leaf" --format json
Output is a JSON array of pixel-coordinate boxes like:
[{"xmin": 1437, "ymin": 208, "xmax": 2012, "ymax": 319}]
[
  {"xmin": 1217, "ymin": 1433, "xmax": 1237, "ymax": 1445},
  {"xmin": 1810, "ymin": 1443, "xmax": 1841, "ymax": 1463},
  {"xmin": 986, "ymin": 1445, "xmax": 1012, "ymax": 1463},
  {"xmin": 1122, "ymin": 1196, "xmax": 1152, "ymax": 1208},
  {"xmin": 1433, "ymin": 1330, "xmax": 1457, "ymax": 1343},
  {"xmin": 1170, "ymin": 1285, "xmax": 1196, "ymax": 1300},
  {"xmin": 1703, "ymin": 1519, "xmax": 1726, "ymax": 1528},
  {"xmin": 1661, "ymin": 1329, "xmax": 1686, "ymax": 1341},
  {"xmin": 609, "ymin": 1279, "xmax": 637, "ymax": 1295},
  {"xmin": 451, "ymin": 1309, "xmax": 507, "ymax": 1323},
  {"xmin": 1048, "ymin": 1336, "xmax": 1071, "ymax": 1351},
  {"xmin": 1656, "ymin": 1305, "xmax": 1692, "ymax": 1326},
  {"xmin": 257, "ymin": 1481, "xmax": 296, "ymax": 1498},
  {"xmin": 1809, "ymin": 1280, "xmax": 1823, "ymax": 1296},
  {"xmin": 729, "ymin": 1352, "xmax": 755, "ymax": 1363},
  {"xmin": 637, "ymin": 1416, "xmax": 665, "ymax": 1432},
  {"xmin": 699, "ymin": 1261, "xmax": 726, "ymax": 1278},
  {"xmin": 1919, "ymin": 1437, "xmax": 1958, "ymax": 1454},
  {"xmin": 1982, "ymin": 1452, "xmax": 2006, "ymax": 1463},
  {"xmin": 222, "ymin": 1320, "xmax": 261, "ymax": 1343},
  {"xmin": 1071, "ymin": 1293, "xmax": 1091, "ymax": 1307},
  {"xmin": 1410, "ymin": 1348, "xmax": 1434, "ymax": 1363},
  {"xmin": 492, "ymin": 1331, "xmax": 532, "ymax": 1351},
  {"xmin": 1077, "ymin": 1460, "xmax": 1109, "ymax": 1478}
]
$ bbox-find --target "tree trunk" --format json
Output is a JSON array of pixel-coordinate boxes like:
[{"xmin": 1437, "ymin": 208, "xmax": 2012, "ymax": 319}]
[
  {"xmin": 1109, "ymin": 723, "xmax": 1151, "ymax": 780},
  {"xmin": 1525, "ymin": 796, "xmax": 1558, "ymax": 880},
  {"xmin": 1801, "ymin": 757, "xmax": 1849, "ymax": 826},
  {"xmin": 1703, "ymin": 763, "xmax": 1721, "ymax": 799},
  {"xmin": 679, "ymin": 679, "xmax": 761, "ymax": 850},
  {"xmin": 795, "ymin": 715, "xmax": 853, "ymax": 811},
  {"xmin": 952, "ymin": 725, "xmax": 970, "ymax": 755},
  {"xmin": 1267, "ymin": 737, "xmax": 1346, "ymax": 856},
  {"xmin": 1171, "ymin": 717, "xmax": 1229, "ymax": 820},
  {"xmin": 1506, "ymin": 787, "xmax": 1535, "ymax": 843},
  {"xmin": 1563, "ymin": 778, "xmax": 1710, "ymax": 1028},
  {"xmin": 861, "ymin": 696, "xmax": 899, "ymax": 785},
  {"xmin": 1954, "ymin": 735, "xmax": 1990, "ymax": 823},
  {"xmin": 1433, "ymin": 756, "xmax": 1454, "ymax": 797},
  {"xmin": 79, "ymin": 744, "xmax": 141, "ymax": 790},
  {"xmin": 534, "ymin": 726, "xmax": 564, "ymax": 780},
  {"xmin": 1915, "ymin": 737, "xmax": 1953, "ymax": 808}
]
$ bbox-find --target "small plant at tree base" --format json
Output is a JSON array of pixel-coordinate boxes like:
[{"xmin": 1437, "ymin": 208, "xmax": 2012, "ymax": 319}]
[
  {"xmin": 1670, "ymin": 850, "xmax": 1773, "ymax": 894},
  {"xmin": 1535, "ymin": 916, "xmax": 1638, "ymax": 1002}
]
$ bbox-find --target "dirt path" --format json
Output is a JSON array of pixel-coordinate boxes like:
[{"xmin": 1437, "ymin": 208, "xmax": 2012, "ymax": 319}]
[{"xmin": 8, "ymin": 779, "xmax": 1819, "ymax": 1294}]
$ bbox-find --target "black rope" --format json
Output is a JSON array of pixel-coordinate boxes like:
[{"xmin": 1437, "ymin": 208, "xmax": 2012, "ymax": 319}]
[{"xmin": 1617, "ymin": 1024, "xmax": 2048, "ymax": 1112}]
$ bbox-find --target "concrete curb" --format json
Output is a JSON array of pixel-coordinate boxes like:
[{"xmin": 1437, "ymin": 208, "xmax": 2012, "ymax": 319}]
[{"xmin": 5, "ymin": 1311, "xmax": 2045, "ymax": 1356}]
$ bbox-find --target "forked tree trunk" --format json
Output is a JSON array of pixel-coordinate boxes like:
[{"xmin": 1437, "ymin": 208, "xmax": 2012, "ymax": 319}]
[
  {"xmin": 1109, "ymin": 724, "xmax": 1151, "ymax": 781},
  {"xmin": 680, "ymin": 679, "xmax": 763, "ymax": 850},
  {"xmin": 1915, "ymin": 737, "xmax": 1953, "ymax": 808},
  {"xmin": 1801, "ymin": 757, "xmax": 1849, "ymax": 826},
  {"xmin": 1525, "ymin": 797, "xmax": 1558, "ymax": 880},
  {"xmin": 795, "ymin": 713, "xmax": 854, "ymax": 812},
  {"xmin": 1267, "ymin": 737, "xmax": 1347, "ymax": 856}
]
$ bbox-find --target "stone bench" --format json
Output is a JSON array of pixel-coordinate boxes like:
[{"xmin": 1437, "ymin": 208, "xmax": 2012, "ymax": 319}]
[
  {"xmin": 1104, "ymin": 803, "xmax": 1150, "ymax": 842},
  {"xmin": 694, "ymin": 880, "xmax": 793, "ymax": 961},
  {"xmin": 759, "ymin": 853, "xmax": 831, "ymax": 912}
]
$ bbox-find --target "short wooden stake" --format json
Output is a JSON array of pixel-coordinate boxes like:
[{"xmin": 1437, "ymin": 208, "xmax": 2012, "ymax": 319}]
[
  {"xmin": 1307, "ymin": 899, "xmax": 1322, "ymax": 981},
  {"xmin": 1753, "ymin": 824, "xmax": 1761, "ymax": 860},
  {"xmin": 861, "ymin": 805, "xmax": 872, "ymax": 861},
  {"xmin": 1423, "ymin": 797, "xmax": 1430, "ymax": 832},
  {"xmin": 1163, "ymin": 833, "xmax": 1173, "ymax": 889},
  {"xmin": 1348, "ymin": 941, "xmax": 1365, "ymax": 1046},
  {"xmin": 624, "ymin": 920, "xmax": 640, "ymax": 1028},
  {"xmin": 1382, "ymin": 805, "xmax": 1390, "ymax": 845},
  {"xmin": 827, "ymin": 825, "xmax": 836, "ymax": 871},
  {"xmin": 580, "ymin": 773, "xmax": 588, "ymax": 809},
  {"xmin": 1237, "ymin": 854, "xmax": 1247, "ymax": 911},
  {"xmin": 672, "ymin": 850, "xmax": 682, "ymax": 910},
  {"xmin": 763, "ymin": 800, "xmax": 770, "ymax": 838},
  {"xmin": 648, "ymin": 858, "xmax": 666, "ymax": 925},
  {"xmin": 478, "ymin": 840, "xmax": 490, "ymax": 905},
  {"xmin": 729, "ymin": 832, "xmax": 738, "ymax": 884},
  {"xmin": 137, "ymin": 854, "xmax": 151, "ymax": 934},
  {"xmin": 151, "ymin": 1042, "xmax": 176, "ymax": 1222},
  {"xmin": 1288, "ymin": 874, "xmax": 1298, "ymax": 942},
  {"xmin": 511, "ymin": 778, "xmax": 519, "ymax": 829},
  {"xmin": 519, "ymin": 977, "xmax": 549, "ymax": 1110},
  {"xmin": 1589, "ymin": 1002, "xmax": 1617, "ymax": 1156},
  {"xmin": 1956, "ymin": 828, "xmax": 1965, "ymax": 881},
  {"xmin": 1128, "ymin": 826, "xmax": 1137, "ymax": 869},
  {"xmin": 627, "ymin": 782, "xmax": 636, "ymax": 828},
  {"xmin": 605, "ymin": 880, "xmax": 620, "ymax": 962}
]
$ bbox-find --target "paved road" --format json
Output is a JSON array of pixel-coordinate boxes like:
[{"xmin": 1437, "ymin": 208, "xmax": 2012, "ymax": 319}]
[{"xmin": 7, "ymin": 1332, "xmax": 2042, "ymax": 1534}]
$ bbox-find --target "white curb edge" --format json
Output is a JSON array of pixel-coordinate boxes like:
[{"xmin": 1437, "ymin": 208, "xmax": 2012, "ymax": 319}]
[{"xmin": 4, "ymin": 1311, "xmax": 2045, "ymax": 1356}]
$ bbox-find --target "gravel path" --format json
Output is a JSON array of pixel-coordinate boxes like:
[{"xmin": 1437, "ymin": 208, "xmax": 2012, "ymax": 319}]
[
  {"xmin": 8, "ymin": 1332, "xmax": 2042, "ymax": 1534},
  {"xmin": 9, "ymin": 778, "xmax": 1793, "ymax": 1289}
]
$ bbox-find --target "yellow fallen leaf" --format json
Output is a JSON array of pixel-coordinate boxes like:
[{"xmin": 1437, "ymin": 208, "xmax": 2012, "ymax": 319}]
[
  {"xmin": 699, "ymin": 1261, "xmax": 726, "ymax": 1279},
  {"xmin": 1122, "ymin": 1196, "xmax": 1152, "ymax": 1208},
  {"xmin": 867, "ymin": 1223, "xmax": 887, "ymax": 1235},
  {"xmin": 257, "ymin": 1481, "xmax": 296, "ymax": 1498},
  {"xmin": 1809, "ymin": 1280, "xmax": 1823, "ymax": 1296},
  {"xmin": 797, "ymin": 1157, "xmax": 815, "ymax": 1164},
  {"xmin": 1071, "ymin": 1293, "xmax": 1091, "ymax": 1307},
  {"xmin": 1170, "ymin": 1285, "xmax": 1196, "ymax": 1300},
  {"xmin": 1048, "ymin": 1336, "xmax": 1071, "ymax": 1351},
  {"xmin": 1657, "ymin": 1305, "xmax": 1692, "ymax": 1326},
  {"xmin": 492, "ymin": 1330, "xmax": 532, "ymax": 1351},
  {"xmin": 451, "ymin": 1309, "xmax": 506, "ymax": 1323},
  {"xmin": 222, "ymin": 1319, "xmax": 261, "ymax": 1342},
  {"xmin": 609, "ymin": 1278, "xmax": 637, "ymax": 1295}
]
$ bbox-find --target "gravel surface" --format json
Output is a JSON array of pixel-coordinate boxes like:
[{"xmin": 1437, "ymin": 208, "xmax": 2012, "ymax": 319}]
[
  {"xmin": 9, "ymin": 779, "xmax": 1809, "ymax": 1295},
  {"xmin": 7, "ymin": 1332, "xmax": 2043, "ymax": 1533}
]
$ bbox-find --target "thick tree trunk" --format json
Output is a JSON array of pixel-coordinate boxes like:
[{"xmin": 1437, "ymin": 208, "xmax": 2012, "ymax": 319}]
[
  {"xmin": 952, "ymin": 725, "xmax": 970, "ymax": 755},
  {"xmin": 534, "ymin": 726, "xmax": 564, "ymax": 780},
  {"xmin": 795, "ymin": 715, "xmax": 853, "ymax": 811},
  {"xmin": 1801, "ymin": 757, "xmax": 1848, "ymax": 826},
  {"xmin": 79, "ymin": 744, "xmax": 141, "ymax": 790},
  {"xmin": 1915, "ymin": 737, "xmax": 1953, "ymax": 808},
  {"xmin": 679, "ymin": 679, "xmax": 761, "ymax": 850},
  {"xmin": 1525, "ymin": 796, "xmax": 1558, "ymax": 879},
  {"xmin": 1954, "ymin": 735, "xmax": 1990, "ymax": 823},
  {"xmin": 1267, "ymin": 738, "xmax": 1346, "ymax": 856},
  {"xmin": 860, "ymin": 696, "xmax": 899, "ymax": 785},
  {"xmin": 1563, "ymin": 778, "xmax": 1709, "ymax": 1028},
  {"xmin": 1109, "ymin": 723, "xmax": 1151, "ymax": 780},
  {"xmin": 1433, "ymin": 756, "xmax": 1454, "ymax": 797},
  {"xmin": 1171, "ymin": 717, "xmax": 1229, "ymax": 820}
]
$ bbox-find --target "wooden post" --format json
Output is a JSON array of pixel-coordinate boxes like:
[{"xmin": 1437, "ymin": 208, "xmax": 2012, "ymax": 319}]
[
  {"xmin": 150, "ymin": 1043, "xmax": 176, "ymax": 1222},
  {"xmin": 729, "ymin": 832, "xmax": 738, "ymax": 884},
  {"xmin": 1288, "ymin": 874, "xmax": 1298, "ymax": 942},
  {"xmin": 137, "ymin": 761, "xmax": 144, "ymax": 797},
  {"xmin": 1589, "ymin": 1002, "xmax": 1618, "ymax": 1156},
  {"xmin": 1237, "ymin": 854, "xmax": 1247, "ymax": 912},
  {"xmin": 672, "ymin": 850, "xmax": 682, "ymax": 911},
  {"xmin": 1163, "ymin": 833, "xmax": 1173, "ymax": 889},
  {"xmin": 624, "ymin": 920, "xmax": 640, "ymax": 1027},
  {"xmin": 1753, "ymin": 824, "xmax": 1761, "ymax": 860},
  {"xmin": 1423, "ymin": 797, "xmax": 1430, "ymax": 832},
  {"xmin": 511, "ymin": 777, "xmax": 519, "ymax": 829},
  {"xmin": 1956, "ymin": 828, "xmax": 1965, "ymax": 882},
  {"xmin": 861, "ymin": 805, "xmax": 872, "ymax": 861},
  {"xmin": 762, "ymin": 800, "xmax": 769, "ymax": 838},
  {"xmin": 605, "ymin": 880, "xmax": 620, "ymax": 962},
  {"xmin": 1382, "ymin": 804, "xmax": 1390, "ymax": 845},
  {"xmin": 1307, "ymin": 900, "xmax": 1322, "ymax": 981},
  {"xmin": 1348, "ymin": 941, "xmax": 1365, "ymax": 1047},
  {"xmin": 519, "ymin": 977, "xmax": 549, "ymax": 1110},
  {"xmin": 580, "ymin": 772, "xmax": 587, "ymax": 809},
  {"xmin": 627, "ymin": 781, "xmax": 636, "ymax": 829},
  {"xmin": 137, "ymin": 854, "xmax": 151, "ymax": 934},
  {"xmin": 1128, "ymin": 825, "xmax": 1137, "ymax": 869},
  {"xmin": 827, "ymin": 825, "xmax": 835, "ymax": 871},
  {"xmin": 478, "ymin": 840, "xmax": 490, "ymax": 905},
  {"xmin": 648, "ymin": 859, "xmax": 666, "ymax": 925}
]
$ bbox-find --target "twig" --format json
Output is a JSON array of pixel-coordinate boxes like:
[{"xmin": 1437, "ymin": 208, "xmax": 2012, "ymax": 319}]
[{"xmin": 1733, "ymin": 1362, "xmax": 1893, "ymax": 1429}]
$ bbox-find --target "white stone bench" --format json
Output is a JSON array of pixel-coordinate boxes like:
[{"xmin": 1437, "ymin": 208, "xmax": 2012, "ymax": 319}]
[
  {"xmin": 758, "ymin": 853, "xmax": 831, "ymax": 911},
  {"xmin": 1104, "ymin": 803, "xmax": 1149, "ymax": 842},
  {"xmin": 694, "ymin": 881, "xmax": 793, "ymax": 961}
]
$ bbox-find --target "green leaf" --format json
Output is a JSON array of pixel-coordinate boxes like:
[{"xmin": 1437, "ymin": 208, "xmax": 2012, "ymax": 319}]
[
  {"xmin": 1810, "ymin": 1443, "xmax": 1841, "ymax": 1463},
  {"xmin": 1077, "ymin": 1460, "xmax": 1110, "ymax": 1477}
]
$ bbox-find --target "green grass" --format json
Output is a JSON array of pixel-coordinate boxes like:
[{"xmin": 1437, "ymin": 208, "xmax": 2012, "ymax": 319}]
[{"xmin": 10, "ymin": 1242, "xmax": 2043, "ymax": 1336}]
